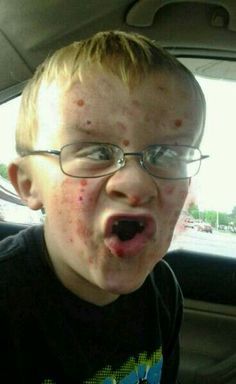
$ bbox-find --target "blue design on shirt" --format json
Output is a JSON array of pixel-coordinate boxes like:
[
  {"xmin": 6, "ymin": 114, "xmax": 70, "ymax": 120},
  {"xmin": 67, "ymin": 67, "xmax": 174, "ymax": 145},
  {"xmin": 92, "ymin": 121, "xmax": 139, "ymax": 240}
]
[{"xmin": 102, "ymin": 356, "xmax": 163, "ymax": 384}]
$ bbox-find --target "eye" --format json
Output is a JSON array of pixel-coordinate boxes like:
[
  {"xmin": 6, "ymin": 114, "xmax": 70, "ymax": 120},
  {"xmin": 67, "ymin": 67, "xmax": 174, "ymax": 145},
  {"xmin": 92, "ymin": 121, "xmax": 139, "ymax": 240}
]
[
  {"xmin": 146, "ymin": 146, "xmax": 186, "ymax": 166},
  {"xmin": 75, "ymin": 145, "xmax": 114, "ymax": 161},
  {"xmin": 146, "ymin": 147, "xmax": 174, "ymax": 165}
]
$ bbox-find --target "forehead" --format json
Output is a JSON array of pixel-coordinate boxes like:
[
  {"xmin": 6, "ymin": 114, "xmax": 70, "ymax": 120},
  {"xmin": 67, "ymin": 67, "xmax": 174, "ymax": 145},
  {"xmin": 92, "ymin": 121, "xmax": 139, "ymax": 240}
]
[{"xmin": 36, "ymin": 68, "xmax": 204, "ymax": 148}]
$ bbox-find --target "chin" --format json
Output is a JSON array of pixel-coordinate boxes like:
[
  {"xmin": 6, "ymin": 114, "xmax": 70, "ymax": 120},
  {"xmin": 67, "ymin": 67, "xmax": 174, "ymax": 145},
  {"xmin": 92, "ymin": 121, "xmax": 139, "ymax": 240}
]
[{"xmin": 104, "ymin": 275, "xmax": 147, "ymax": 296}]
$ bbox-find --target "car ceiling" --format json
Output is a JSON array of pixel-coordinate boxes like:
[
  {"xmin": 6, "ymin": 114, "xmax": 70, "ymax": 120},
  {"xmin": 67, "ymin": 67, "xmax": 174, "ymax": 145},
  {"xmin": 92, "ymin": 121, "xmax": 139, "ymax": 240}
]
[{"xmin": 0, "ymin": 0, "xmax": 236, "ymax": 102}]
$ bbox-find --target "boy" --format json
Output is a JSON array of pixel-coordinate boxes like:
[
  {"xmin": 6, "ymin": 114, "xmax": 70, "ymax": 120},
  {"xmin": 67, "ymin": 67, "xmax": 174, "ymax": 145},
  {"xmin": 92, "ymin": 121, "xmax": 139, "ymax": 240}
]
[{"xmin": 0, "ymin": 31, "xmax": 206, "ymax": 383}]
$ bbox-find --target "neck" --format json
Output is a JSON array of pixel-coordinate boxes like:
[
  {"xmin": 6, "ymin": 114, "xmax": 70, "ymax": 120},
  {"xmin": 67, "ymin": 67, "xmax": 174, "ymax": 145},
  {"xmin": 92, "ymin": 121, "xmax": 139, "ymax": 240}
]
[{"xmin": 43, "ymin": 229, "xmax": 119, "ymax": 307}]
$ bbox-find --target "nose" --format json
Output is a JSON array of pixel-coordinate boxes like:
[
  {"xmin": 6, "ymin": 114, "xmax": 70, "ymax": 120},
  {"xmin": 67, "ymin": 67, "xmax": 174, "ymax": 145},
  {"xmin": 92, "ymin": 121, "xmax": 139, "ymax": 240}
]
[{"xmin": 106, "ymin": 159, "xmax": 158, "ymax": 207}]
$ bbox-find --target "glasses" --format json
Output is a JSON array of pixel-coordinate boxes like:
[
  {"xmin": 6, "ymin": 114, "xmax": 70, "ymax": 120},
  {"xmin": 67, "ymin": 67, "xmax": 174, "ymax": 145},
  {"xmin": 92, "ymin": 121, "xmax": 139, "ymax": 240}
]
[{"xmin": 20, "ymin": 142, "xmax": 209, "ymax": 180}]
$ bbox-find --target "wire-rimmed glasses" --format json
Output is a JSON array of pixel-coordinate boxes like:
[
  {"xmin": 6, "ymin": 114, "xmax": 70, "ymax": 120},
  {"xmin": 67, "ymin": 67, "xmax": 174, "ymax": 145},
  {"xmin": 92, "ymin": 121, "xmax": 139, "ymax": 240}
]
[{"xmin": 19, "ymin": 142, "xmax": 209, "ymax": 180}]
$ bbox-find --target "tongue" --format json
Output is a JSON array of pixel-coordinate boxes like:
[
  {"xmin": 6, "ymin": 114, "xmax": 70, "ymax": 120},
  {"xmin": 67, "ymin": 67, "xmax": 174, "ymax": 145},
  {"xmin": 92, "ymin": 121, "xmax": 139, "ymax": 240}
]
[{"xmin": 112, "ymin": 220, "xmax": 144, "ymax": 241}]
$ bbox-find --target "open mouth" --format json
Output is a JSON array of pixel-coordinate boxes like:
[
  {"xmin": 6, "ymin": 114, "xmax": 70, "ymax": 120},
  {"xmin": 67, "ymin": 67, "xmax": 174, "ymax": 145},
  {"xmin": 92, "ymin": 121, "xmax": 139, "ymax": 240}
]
[
  {"xmin": 104, "ymin": 214, "xmax": 156, "ymax": 257},
  {"xmin": 111, "ymin": 219, "xmax": 145, "ymax": 241}
]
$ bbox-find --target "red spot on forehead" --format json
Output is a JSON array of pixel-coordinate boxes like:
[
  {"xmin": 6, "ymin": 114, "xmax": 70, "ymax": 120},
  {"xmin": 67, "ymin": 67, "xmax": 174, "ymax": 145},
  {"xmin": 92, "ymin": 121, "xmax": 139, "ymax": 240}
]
[
  {"xmin": 174, "ymin": 119, "xmax": 182, "ymax": 128},
  {"xmin": 76, "ymin": 99, "xmax": 85, "ymax": 107},
  {"xmin": 123, "ymin": 139, "xmax": 130, "ymax": 147}
]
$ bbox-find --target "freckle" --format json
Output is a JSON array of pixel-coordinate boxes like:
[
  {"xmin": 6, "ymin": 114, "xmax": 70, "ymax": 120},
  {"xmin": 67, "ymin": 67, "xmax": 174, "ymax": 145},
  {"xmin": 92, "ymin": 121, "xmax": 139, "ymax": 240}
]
[
  {"xmin": 86, "ymin": 120, "xmax": 91, "ymax": 125},
  {"xmin": 123, "ymin": 139, "xmax": 130, "ymax": 147},
  {"xmin": 174, "ymin": 119, "xmax": 182, "ymax": 128},
  {"xmin": 76, "ymin": 99, "xmax": 85, "ymax": 107}
]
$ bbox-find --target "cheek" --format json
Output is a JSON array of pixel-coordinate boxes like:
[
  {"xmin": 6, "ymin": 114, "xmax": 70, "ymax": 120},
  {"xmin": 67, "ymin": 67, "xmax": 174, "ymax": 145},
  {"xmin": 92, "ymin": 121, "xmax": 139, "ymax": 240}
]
[
  {"xmin": 76, "ymin": 179, "xmax": 96, "ymax": 209},
  {"xmin": 161, "ymin": 182, "xmax": 189, "ymax": 232},
  {"xmin": 51, "ymin": 178, "xmax": 96, "ymax": 242}
]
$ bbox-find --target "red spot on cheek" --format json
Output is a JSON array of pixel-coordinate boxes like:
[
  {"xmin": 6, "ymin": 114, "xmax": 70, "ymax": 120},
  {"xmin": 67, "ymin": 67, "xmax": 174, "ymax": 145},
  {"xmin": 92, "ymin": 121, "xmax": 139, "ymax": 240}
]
[
  {"xmin": 174, "ymin": 119, "xmax": 182, "ymax": 128},
  {"xmin": 123, "ymin": 139, "xmax": 130, "ymax": 147},
  {"xmin": 80, "ymin": 179, "xmax": 88, "ymax": 187},
  {"xmin": 179, "ymin": 190, "xmax": 187, "ymax": 199},
  {"xmin": 164, "ymin": 185, "xmax": 175, "ymax": 195},
  {"xmin": 76, "ymin": 99, "xmax": 85, "ymax": 107},
  {"xmin": 77, "ymin": 180, "xmax": 88, "ymax": 202}
]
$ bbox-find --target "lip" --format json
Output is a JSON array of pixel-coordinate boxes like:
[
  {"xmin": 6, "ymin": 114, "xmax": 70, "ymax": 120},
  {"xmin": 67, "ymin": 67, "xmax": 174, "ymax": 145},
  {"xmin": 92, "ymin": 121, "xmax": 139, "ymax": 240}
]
[{"xmin": 104, "ymin": 213, "xmax": 156, "ymax": 258}]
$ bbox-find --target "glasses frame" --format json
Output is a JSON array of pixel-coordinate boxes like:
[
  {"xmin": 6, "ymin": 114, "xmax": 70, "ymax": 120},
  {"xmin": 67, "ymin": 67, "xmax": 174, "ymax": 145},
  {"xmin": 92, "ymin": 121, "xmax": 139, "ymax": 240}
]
[{"xmin": 19, "ymin": 142, "xmax": 209, "ymax": 180}]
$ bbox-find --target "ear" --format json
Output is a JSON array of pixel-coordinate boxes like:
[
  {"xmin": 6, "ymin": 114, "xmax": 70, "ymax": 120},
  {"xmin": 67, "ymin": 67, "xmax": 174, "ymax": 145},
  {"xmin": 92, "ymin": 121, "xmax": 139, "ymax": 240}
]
[{"xmin": 8, "ymin": 162, "xmax": 43, "ymax": 210}]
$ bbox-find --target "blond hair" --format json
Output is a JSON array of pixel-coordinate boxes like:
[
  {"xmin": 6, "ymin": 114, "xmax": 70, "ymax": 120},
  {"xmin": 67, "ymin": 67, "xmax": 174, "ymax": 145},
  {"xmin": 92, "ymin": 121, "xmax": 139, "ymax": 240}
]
[{"xmin": 16, "ymin": 30, "xmax": 205, "ymax": 152}]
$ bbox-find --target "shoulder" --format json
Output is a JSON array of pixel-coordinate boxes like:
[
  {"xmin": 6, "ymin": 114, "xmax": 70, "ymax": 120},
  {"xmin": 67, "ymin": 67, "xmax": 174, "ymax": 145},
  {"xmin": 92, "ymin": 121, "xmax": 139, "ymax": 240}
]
[
  {"xmin": 0, "ymin": 224, "xmax": 43, "ymax": 255},
  {"xmin": 0, "ymin": 224, "xmax": 44, "ymax": 281},
  {"xmin": 151, "ymin": 259, "xmax": 182, "ymax": 297},
  {"xmin": 150, "ymin": 258, "xmax": 183, "ymax": 324},
  {"xmin": 0, "ymin": 225, "xmax": 46, "ymax": 314}
]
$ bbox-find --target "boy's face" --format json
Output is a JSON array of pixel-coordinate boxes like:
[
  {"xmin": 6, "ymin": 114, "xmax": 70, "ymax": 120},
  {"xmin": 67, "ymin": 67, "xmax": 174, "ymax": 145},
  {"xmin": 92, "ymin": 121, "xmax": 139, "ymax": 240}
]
[{"xmin": 27, "ymin": 68, "xmax": 203, "ymax": 304}]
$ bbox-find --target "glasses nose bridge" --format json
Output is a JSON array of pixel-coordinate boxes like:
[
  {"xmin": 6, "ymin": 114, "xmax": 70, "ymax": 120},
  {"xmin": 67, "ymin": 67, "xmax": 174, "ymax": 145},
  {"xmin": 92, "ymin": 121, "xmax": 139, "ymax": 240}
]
[
  {"xmin": 122, "ymin": 151, "xmax": 144, "ymax": 168},
  {"xmin": 120, "ymin": 151, "xmax": 144, "ymax": 172}
]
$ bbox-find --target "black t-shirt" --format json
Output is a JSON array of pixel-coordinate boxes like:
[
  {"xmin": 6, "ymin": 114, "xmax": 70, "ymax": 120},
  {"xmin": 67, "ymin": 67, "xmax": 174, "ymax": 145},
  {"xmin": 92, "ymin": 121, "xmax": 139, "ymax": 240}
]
[{"xmin": 0, "ymin": 225, "xmax": 182, "ymax": 384}]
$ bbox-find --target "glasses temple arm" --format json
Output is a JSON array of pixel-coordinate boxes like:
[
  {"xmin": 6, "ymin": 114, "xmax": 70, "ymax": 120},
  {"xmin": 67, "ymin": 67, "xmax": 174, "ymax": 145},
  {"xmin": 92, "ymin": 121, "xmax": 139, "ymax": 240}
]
[{"xmin": 186, "ymin": 155, "xmax": 209, "ymax": 164}]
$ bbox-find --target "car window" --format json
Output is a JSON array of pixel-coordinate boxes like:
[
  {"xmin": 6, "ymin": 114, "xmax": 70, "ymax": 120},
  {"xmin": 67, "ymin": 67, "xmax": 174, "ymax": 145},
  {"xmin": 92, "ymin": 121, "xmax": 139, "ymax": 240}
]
[
  {"xmin": 0, "ymin": 64, "xmax": 236, "ymax": 256},
  {"xmin": 171, "ymin": 70, "xmax": 236, "ymax": 257},
  {"xmin": 0, "ymin": 96, "xmax": 43, "ymax": 224}
]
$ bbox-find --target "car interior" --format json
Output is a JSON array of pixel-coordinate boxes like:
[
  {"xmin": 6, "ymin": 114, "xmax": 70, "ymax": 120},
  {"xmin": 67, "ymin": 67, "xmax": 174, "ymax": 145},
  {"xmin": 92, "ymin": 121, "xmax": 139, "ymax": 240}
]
[{"xmin": 0, "ymin": 1, "xmax": 236, "ymax": 384}]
